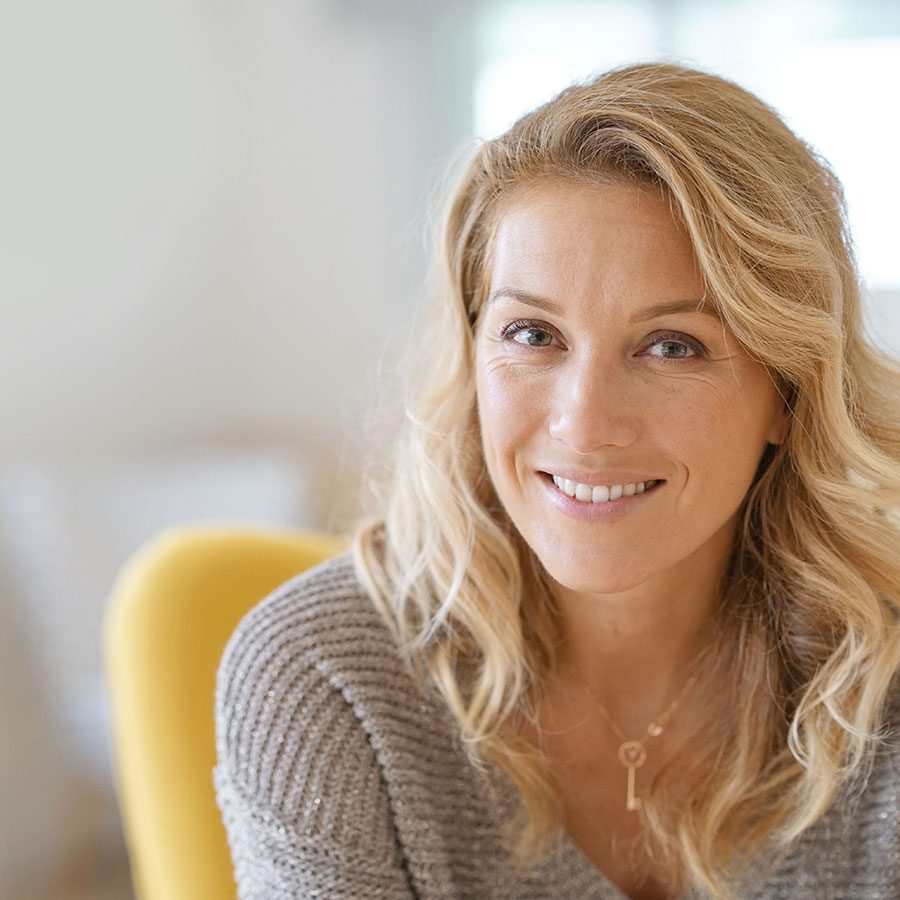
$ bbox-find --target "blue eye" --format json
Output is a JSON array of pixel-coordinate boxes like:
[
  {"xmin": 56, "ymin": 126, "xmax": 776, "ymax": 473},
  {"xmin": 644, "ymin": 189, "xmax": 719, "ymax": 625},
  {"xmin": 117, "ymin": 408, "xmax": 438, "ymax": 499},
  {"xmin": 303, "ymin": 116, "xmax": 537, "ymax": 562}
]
[
  {"xmin": 647, "ymin": 333, "xmax": 706, "ymax": 361},
  {"xmin": 501, "ymin": 320, "xmax": 556, "ymax": 347}
]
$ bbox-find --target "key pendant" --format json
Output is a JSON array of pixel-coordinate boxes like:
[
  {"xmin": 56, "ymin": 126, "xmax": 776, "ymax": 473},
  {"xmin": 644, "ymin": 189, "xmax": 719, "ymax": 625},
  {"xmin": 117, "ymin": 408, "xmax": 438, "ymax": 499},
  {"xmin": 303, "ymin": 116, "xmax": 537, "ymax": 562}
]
[{"xmin": 618, "ymin": 740, "xmax": 648, "ymax": 811}]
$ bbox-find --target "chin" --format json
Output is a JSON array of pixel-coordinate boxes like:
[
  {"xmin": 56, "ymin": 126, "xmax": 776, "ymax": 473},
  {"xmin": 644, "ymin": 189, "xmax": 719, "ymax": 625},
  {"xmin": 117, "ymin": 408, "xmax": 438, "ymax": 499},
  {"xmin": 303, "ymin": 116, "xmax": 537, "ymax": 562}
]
[
  {"xmin": 535, "ymin": 549, "xmax": 650, "ymax": 596},
  {"xmin": 548, "ymin": 572, "xmax": 643, "ymax": 597}
]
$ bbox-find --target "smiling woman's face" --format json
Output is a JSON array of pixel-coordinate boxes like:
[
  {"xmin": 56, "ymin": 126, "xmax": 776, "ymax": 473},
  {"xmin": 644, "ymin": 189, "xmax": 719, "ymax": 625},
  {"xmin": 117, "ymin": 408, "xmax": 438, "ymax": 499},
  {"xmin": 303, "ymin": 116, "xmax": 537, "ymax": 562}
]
[{"xmin": 474, "ymin": 177, "xmax": 788, "ymax": 596}]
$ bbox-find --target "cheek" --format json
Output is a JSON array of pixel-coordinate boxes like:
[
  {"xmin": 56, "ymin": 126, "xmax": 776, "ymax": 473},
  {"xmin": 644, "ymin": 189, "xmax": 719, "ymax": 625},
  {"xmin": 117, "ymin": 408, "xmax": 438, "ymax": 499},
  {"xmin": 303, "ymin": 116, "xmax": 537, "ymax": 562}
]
[
  {"xmin": 640, "ymin": 377, "xmax": 727, "ymax": 450},
  {"xmin": 475, "ymin": 361, "xmax": 542, "ymax": 475},
  {"xmin": 658, "ymin": 378, "xmax": 776, "ymax": 495}
]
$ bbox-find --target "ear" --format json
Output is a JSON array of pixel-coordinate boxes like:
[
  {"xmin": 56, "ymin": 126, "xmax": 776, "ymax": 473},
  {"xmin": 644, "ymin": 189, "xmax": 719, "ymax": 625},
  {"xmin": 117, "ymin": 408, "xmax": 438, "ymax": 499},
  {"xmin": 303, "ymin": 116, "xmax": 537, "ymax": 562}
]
[{"xmin": 766, "ymin": 401, "xmax": 790, "ymax": 446}]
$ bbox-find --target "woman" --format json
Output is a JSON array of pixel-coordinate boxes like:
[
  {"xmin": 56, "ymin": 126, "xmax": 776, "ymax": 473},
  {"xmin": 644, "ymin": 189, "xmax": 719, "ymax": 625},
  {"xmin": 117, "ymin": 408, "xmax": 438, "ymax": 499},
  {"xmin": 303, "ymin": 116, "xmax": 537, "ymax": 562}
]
[{"xmin": 214, "ymin": 63, "xmax": 900, "ymax": 899}]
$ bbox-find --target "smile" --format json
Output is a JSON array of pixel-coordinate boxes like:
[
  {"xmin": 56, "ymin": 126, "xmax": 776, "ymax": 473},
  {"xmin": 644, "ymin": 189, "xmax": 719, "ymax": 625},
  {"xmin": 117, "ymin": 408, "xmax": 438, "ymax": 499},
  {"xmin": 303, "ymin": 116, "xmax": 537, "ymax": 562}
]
[{"xmin": 548, "ymin": 474, "xmax": 664, "ymax": 504}]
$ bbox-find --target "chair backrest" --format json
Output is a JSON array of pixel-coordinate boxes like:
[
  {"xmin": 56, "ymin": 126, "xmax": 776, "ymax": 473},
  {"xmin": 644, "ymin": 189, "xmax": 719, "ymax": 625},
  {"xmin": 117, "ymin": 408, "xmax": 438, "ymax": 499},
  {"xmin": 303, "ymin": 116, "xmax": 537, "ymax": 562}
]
[{"xmin": 103, "ymin": 524, "xmax": 346, "ymax": 900}]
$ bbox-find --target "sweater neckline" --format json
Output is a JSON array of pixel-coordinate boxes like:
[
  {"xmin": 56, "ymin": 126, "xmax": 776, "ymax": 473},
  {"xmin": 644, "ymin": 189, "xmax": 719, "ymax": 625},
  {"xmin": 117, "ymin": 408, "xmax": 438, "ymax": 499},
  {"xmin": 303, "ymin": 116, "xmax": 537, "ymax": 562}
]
[
  {"xmin": 556, "ymin": 830, "xmax": 696, "ymax": 900},
  {"xmin": 485, "ymin": 761, "xmax": 697, "ymax": 899}
]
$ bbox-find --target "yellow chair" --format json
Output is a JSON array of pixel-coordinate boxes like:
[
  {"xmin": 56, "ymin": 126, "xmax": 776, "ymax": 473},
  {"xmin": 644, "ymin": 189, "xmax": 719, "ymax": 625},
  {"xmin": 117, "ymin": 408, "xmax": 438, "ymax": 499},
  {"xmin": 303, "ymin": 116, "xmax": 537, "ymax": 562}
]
[{"xmin": 102, "ymin": 524, "xmax": 346, "ymax": 900}]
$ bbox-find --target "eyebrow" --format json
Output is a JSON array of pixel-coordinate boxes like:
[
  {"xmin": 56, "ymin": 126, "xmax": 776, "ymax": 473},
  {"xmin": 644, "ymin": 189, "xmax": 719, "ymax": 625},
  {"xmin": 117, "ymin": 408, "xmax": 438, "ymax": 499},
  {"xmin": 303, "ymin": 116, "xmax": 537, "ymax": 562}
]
[{"xmin": 486, "ymin": 287, "xmax": 720, "ymax": 323}]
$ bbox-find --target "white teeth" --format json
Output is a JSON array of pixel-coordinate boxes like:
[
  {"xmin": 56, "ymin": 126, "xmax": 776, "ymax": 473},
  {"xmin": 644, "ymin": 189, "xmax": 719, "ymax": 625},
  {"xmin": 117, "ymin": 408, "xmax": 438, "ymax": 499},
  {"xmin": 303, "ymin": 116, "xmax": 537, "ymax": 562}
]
[
  {"xmin": 551, "ymin": 474, "xmax": 658, "ymax": 504},
  {"xmin": 574, "ymin": 483, "xmax": 592, "ymax": 501}
]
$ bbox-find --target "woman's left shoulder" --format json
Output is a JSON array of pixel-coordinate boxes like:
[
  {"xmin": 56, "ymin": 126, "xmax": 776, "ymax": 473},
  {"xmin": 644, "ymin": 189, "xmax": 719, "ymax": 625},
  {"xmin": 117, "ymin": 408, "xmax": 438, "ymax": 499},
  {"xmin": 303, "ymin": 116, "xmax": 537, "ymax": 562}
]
[
  {"xmin": 833, "ymin": 684, "xmax": 900, "ymax": 847},
  {"xmin": 853, "ymin": 680, "xmax": 900, "ymax": 801},
  {"xmin": 874, "ymin": 675, "xmax": 900, "ymax": 769}
]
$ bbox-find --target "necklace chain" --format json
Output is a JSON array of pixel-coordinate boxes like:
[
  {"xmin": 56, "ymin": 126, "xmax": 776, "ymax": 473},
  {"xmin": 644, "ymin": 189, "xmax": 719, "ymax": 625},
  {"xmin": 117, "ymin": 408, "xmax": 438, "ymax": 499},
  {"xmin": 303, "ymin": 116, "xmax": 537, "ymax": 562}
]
[
  {"xmin": 567, "ymin": 659, "xmax": 701, "ymax": 743},
  {"xmin": 563, "ymin": 657, "xmax": 702, "ymax": 811}
]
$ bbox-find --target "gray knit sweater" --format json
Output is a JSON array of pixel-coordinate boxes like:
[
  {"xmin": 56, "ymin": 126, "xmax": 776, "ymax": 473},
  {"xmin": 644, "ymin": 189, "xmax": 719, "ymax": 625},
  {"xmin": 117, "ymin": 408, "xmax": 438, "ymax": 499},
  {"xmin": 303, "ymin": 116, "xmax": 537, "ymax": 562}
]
[{"xmin": 213, "ymin": 551, "xmax": 900, "ymax": 899}]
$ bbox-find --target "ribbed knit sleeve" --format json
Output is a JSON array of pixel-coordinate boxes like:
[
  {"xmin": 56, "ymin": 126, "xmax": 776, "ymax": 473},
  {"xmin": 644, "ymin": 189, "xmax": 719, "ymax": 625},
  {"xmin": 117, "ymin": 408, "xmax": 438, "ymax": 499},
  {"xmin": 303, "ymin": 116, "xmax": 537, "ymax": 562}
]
[{"xmin": 212, "ymin": 573, "xmax": 415, "ymax": 900}]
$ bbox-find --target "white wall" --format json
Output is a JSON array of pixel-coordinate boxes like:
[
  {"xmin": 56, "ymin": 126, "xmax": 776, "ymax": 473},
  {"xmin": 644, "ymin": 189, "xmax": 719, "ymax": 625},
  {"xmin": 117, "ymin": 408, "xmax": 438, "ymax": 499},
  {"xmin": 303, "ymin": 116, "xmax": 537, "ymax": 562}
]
[{"xmin": 0, "ymin": 0, "xmax": 477, "ymax": 526}]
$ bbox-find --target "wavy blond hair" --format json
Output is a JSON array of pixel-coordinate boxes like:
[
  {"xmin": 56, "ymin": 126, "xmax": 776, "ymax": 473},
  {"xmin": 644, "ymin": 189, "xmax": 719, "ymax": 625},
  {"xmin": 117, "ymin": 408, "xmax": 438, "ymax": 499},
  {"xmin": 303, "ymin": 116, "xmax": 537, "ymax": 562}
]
[{"xmin": 350, "ymin": 62, "xmax": 900, "ymax": 898}]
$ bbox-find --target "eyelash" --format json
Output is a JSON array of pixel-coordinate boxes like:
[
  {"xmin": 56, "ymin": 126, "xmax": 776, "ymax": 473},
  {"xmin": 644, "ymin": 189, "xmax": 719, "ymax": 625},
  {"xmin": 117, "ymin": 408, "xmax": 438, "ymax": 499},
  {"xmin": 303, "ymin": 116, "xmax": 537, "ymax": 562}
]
[{"xmin": 499, "ymin": 319, "xmax": 708, "ymax": 362}]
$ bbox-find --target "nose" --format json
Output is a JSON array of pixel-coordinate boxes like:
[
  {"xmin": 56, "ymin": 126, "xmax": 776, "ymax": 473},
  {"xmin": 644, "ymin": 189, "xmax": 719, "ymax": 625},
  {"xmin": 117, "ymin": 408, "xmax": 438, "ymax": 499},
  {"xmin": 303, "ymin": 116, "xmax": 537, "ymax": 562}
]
[{"xmin": 547, "ymin": 349, "xmax": 639, "ymax": 453}]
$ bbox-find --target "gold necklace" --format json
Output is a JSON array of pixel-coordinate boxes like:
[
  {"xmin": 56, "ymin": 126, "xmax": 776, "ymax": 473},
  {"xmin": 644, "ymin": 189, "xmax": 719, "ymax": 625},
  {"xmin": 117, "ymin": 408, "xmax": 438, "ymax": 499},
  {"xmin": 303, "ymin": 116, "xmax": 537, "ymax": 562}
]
[{"xmin": 565, "ymin": 659, "xmax": 701, "ymax": 812}]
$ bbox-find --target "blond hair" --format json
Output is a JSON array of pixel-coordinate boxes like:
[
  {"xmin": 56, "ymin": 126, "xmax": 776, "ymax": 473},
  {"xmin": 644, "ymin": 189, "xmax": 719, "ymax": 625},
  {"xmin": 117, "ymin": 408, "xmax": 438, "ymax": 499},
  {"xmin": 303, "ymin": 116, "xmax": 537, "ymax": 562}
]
[{"xmin": 351, "ymin": 62, "xmax": 900, "ymax": 898}]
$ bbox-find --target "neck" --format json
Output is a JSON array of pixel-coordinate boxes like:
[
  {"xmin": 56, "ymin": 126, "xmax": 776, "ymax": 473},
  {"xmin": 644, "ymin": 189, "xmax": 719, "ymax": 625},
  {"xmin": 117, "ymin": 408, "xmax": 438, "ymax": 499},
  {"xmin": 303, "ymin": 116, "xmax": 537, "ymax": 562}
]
[{"xmin": 545, "ymin": 528, "xmax": 731, "ymax": 734}]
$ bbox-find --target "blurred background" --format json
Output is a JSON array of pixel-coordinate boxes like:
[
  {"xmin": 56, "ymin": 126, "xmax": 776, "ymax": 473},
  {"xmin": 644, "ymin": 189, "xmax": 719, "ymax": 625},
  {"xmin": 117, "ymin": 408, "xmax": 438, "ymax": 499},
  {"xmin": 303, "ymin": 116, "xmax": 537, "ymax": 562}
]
[{"xmin": 1, "ymin": 1, "xmax": 899, "ymax": 897}]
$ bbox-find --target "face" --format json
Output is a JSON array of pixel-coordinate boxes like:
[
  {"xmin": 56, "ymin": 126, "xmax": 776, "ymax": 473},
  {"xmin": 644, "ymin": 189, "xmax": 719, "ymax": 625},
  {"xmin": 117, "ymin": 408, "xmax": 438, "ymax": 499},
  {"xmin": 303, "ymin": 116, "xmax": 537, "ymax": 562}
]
[{"xmin": 474, "ymin": 178, "xmax": 788, "ymax": 597}]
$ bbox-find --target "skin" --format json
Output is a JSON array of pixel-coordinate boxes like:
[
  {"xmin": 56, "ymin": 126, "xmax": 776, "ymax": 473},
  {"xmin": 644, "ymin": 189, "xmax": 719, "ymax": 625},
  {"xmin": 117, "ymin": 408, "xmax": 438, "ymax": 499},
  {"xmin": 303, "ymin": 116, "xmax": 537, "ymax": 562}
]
[{"xmin": 473, "ymin": 177, "xmax": 789, "ymax": 736}]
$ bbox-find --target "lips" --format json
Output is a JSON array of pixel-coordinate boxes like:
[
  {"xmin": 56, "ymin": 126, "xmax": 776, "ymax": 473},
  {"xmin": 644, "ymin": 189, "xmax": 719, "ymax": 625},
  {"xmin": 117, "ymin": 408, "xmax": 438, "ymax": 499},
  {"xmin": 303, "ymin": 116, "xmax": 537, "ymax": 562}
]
[{"xmin": 536, "ymin": 470, "xmax": 665, "ymax": 518}]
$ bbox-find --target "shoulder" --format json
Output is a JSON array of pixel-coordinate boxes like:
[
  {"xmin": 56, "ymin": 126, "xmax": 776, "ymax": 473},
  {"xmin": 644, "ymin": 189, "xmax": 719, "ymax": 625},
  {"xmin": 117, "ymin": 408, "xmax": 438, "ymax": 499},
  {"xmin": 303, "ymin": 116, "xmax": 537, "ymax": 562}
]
[
  {"xmin": 212, "ymin": 550, "xmax": 418, "ymax": 890},
  {"xmin": 213, "ymin": 550, "xmax": 411, "ymax": 841},
  {"xmin": 215, "ymin": 548, "xmax": 410, "ymax": 699},
  {"xmin": 214, "ymin": 549, "xmax": 437, "ymax": 800},
  {"xmin": 769, "ymin": 686, "xmax": 900, "ymax": 896},
  {"xmin": 215, "ymin": 548, "xmax": 411, "ymax": 751}
]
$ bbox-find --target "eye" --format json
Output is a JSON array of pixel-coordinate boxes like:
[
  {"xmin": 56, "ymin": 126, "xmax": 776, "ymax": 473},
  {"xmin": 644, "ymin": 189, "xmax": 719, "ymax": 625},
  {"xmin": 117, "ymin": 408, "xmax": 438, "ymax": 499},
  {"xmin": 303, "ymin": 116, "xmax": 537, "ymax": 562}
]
[
  {"xmin": 645, "ymin": 332, "xmax": 707, "ymax": 361},
  {"xmin": 501, "ymin": 319, "xmax": 558, "ymax": 348}
]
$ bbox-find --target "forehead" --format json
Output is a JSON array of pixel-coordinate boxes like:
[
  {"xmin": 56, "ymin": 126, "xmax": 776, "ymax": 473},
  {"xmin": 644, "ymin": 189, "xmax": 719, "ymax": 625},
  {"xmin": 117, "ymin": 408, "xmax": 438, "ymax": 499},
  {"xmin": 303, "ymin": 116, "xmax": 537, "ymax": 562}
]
[
  {"xmin": 487, "ymin": 177, "xmax": 705, "ymax": 312},
  {"xmin": 492, "ymin": 177, "xmax": 685, "ymax": 254}
]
